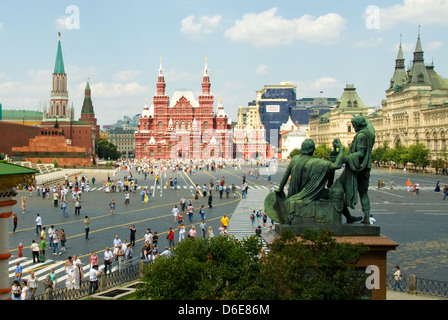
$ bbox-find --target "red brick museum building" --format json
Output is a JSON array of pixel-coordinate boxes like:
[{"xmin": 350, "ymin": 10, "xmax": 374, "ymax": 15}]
[{"xmin": 135, "ymin": 58, "xmax": 233, "ymax": 160}]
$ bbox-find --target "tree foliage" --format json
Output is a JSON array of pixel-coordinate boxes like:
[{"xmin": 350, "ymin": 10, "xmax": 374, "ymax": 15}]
[
  {"xmin": 372, "ymin": 142, "xmax": 431, "ymax": 169},
  {"xmin": 96, "ymin": 138, "xmax": 121, "ymax": 160},
  {"xmin": 313, "ymin": 143, "xmax": 332, "ymax": 160},
  {"xmin": 136, "ymin": 229, "xmax": 368, "ymax": 300}
]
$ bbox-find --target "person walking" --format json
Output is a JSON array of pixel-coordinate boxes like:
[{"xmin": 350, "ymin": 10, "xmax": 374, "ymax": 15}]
[
  {"xmin": 48, "ymin": 225, "xmax": 55, "ymax": 249},
  {"xmin": 84, "ymin": 216, "xmax": 91, "ymax": 240},
  {"xmin": 220, "ymin": 214, "xmax": 230, "ymax": 229},
  {"xmin": 35, "ymin": 213, "xmax": 42, "ymax": 236},
  {"xmin": 172, "ymin": 205, "xmax": 179, "ymax": 223},
  {"xmin": 406, "ymin": 179, "xmax": 412, "ymax": 192},
  {"xmin": 199, "ymin": 205, "xmax": 206, "ymax": 221},
  {"xmin": 207, "ymin": 226, "xmax": 214, "ymax": 238},
  {"xmin": 232, "ymin": 184, "xmax": 236, "ymax": 198},
  {"xmin": 12, "ymin": 212, "xmax": 18, "ymax": 233},
  {"xmin": 90, "ymin": 251, "xmax": 99, "ymax": 267},
  {"xmin": 61, "ymin": 199, "xmax": 68, "ymax": 217},
  {"xmin": 11, "ymin": 280, "xmax": 22, "ymax": 300},
  {"xmin": 31, "ymin": 240, "xmax": 40, "ymax": 263},
  {"xmin": 39, "ymin": 236, "xmax": 46, "ymax": 262},
  {"xmin": 167, "ymin": 227, "xmax": 175, "ymax": 248},
  {"xmin": 60, "ymin": 229, "xmax": 67, "ymax": 252},
  {"xmin": 250, "ymin": 210, "xmax": 256, "ymax": 228},
  {"xmin": 109, "ymin": 199, "xmax": 116, "ymax": 215},
  {"xmin": 21, "ymin": 196, "xmax": 27, "ymax": 214},
  {"xmin": 130, "ymin": 225, "xmax": 136, "ymax": 247},
  {"xmin": 187, "ymin": 226, "xmax": 197, "ymax": 239},
  {"xmin": 208, "ymin": 193, "xmax": 213, "ymax": 208},
  {"xmin": 27, "ymin": 272, "xmax": 38, "ymax": 300},
  {"xmin": 42, "ymin": 275, "xmax": 55, "ymax": 300},
  {"xmin": 393, "ymin": 265, "xmax": 405, "ymax": 292},
  {"xmin": 52, "ymin": 230, "xmax": 61, "ymax": 255},
  {"xmin": 74, "ymin": 196, "xmax": 81, "ymax": 215},
  {"xmin": 242, "ymin": 182, "xmax": 247, "ymax": 199},
  {"xmin": 103, "ymin": 247, "xmax": 114, "ymax": 275},
  {"xmin": 17, "ymin": 242, "xmax": 23, "ymax": 258},
  {"xmin": 89, "ymin": 264, "xmax": 102, "ymax": 295},
  {"xmin": 200, "ymin": 220, "xmax": 207, "ymax": 238},
  {"xmin": 125, "ymin": 192, "xmax": 130, "ymax": 206},
  {"xmin": 178, "ymin": 223, "xmax": 186, "ymax": 242},
  {"xmin": 187, "ymin": 203, "xmax": 194, "ymax": 222}
]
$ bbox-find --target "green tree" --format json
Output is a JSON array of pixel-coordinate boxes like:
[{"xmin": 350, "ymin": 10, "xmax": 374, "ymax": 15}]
[
  {"xmin": 288, "ymin": 148, "xmax": 301, "ymax": 159},
  {"xmin": 136, "ymin": 230, "xmax": 368, "ymax": 300},
  {"xmin": 254, "ymin": 229, "xmax": 368, "ymax": 300},
  {"xmin": 136, "ymin": 236, "xmax": 262, "ymax": 300},
  {"xmin": 96, "ymin": 138, "xmax": 121, "ymax": 160},
  {"xmin": 313, "ymin": 143, "xmax": 332, "ymax": 160},
  {"xmin": 372, "ymin": 142, "xmax": 389, "ymax": 165},
  {"xmin": 407, "ymin": 143, "xmax": 430, "ymax": 170}
]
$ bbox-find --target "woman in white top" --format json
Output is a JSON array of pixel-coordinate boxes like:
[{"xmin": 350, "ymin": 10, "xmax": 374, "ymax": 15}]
[
  {"xmin": 28, "ymin": 272, "xmax": 38, "ymax": 300},
  {"xmin": 21, "ymin": 280, "xmax": 29, "ymax": 300},
  {"xmin": 64, "ymin": 256, "xmax": 74, "ymax": 288},
  {"xmin": 178, "ymin": 223, "xmax": 185, "ymax": 242},
  {"xmin": 172, "ymin": 205, "xmax": 179, "ymax": 223}
]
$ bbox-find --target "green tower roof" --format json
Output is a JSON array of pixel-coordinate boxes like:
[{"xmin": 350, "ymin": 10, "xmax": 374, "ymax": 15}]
[{"xmin": 54, "ymin": 34, "xmax": 65, "ymax": 74}]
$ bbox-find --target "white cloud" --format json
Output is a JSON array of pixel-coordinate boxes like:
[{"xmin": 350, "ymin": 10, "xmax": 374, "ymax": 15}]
[
  {"xmin": 112, "ymin": 70, "xmax": 143, "ymax": 82},
  {"xmin": 224, "ymin": 8, "xmax": 346, "ymax": 47},
  {"xmin": 181, "ymin": 14, "xmax": 222, "ymax": 40},
  {"xmin": 90, "ymin": 81, "xmax": 149, "ymax": 98},
  {"xmin": 376, "ymin": 0, "xmax": 448, "ymax": 30},
  {"xmin": 0, "ymin": 22, "xmax": 3, "ymax": 32},
  {"xmin": 55, "ymin": 15, "xmax": 69, "ymax": 31},
  {"xmin": 255, "ymin": 65, "xmax": 269, "ymax": 76}
]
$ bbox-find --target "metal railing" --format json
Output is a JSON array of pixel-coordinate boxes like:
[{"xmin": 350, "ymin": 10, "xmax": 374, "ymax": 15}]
[
  {"xmin": 386, "ymin": 274, "xmax": 448, "ymax": 298},
  {"xmin": 34, "ymin": 257, "xmax": 143, "ymax": 300}
]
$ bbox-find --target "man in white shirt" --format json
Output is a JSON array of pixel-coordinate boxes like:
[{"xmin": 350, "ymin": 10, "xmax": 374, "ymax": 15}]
[
  {"xmin": 89, "ymin": 264, "xmax": 102, "ymax": 295},
  {"xmin": 35, "ymin": 214, "xmax": 42, "ymax": 236},
  {"xmin": 31, "ymin": 240, "xmax": 40, "ymax": 264},
  {"xmin": 369, "ymin": 214, "xmax": 376, "ymax": 224},
  {"xmin": 113, "ymin": 235, "xmax": 122, "ymax": 248},
  {"xmin": 48, "ymin": 225, "xmax": 55, "ymax": 249},
  {"xmin": 144, "ymin": 229, "xmax": 153, "ymax": 244},
  {"xmin": 103, "ymin": 247, "xmax": 114, "ymax": 275}
]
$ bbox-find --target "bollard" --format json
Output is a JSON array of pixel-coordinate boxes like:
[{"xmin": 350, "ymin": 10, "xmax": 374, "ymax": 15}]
[{"xmin": 408, "ymin": 274, "xmax": 417, "ymax": 295}]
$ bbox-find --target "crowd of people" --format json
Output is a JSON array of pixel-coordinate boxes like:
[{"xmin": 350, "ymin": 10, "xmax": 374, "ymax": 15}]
[{"xmin": 10, "ymin": 157, "xmax": 278, "ymax": 300}]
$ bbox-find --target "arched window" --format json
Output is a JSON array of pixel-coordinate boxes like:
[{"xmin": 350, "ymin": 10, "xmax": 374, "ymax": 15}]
[
  {"xmin": 187, "ymin": 121, "xmax": 191, "ymax": 130},
  {"xmin": 175, "ymin": 121, "xmax": 179, "ymax": 130},
  {"xmin": 181, "ymin": 121, "xmax": 186, "ymax": 130},
  {"xmin": 203, "ymin": 121, "xmax": 209, "ymax": 130},
  {"xmin": 158, "ymin": 121, "xmax": 163, "ymax": 131}
]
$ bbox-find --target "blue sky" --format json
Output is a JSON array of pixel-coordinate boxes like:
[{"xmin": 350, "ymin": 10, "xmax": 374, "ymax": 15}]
[{"xmin": 0, "ymin": 0, "xmax": 447, "ymax": 128}]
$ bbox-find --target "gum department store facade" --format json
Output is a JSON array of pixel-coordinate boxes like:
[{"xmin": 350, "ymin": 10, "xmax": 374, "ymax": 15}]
[{"xmin": 310, "ymin": 32, "xmax": 448, "ymax": 160}]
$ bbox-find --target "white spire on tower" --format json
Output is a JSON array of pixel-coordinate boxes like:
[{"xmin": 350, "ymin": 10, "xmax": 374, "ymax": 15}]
[
  {"xmin": 203, "ymin": 56, "xmax": 208, "ymax": 76},
  {"xmin": 159, "ymin": 56, "xmax": 164, "ymax": 76}
]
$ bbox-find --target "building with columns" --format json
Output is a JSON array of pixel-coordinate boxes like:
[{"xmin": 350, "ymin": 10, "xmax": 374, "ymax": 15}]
[
  {"xmin": 370, "ymin": 32, "xmax": 448, "ymax": 159},
  {"xmin": 309, "ymin": 84, "xmax": 368, "ymax": 148},
  {"xmin": 135, "ymin": 58, "xmax": 233, "ymax": 160}
]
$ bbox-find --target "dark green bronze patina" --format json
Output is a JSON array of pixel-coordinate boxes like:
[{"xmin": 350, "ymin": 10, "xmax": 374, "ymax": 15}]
[{"xmin": 265, "ymin": 116, "xmax": 379, "ymax": 236}]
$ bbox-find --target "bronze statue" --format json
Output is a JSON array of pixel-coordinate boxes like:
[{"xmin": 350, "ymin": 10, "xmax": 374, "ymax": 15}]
[{"xmin": 265, "ymin": 115, "xmax": 376, "ymax": 230}]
